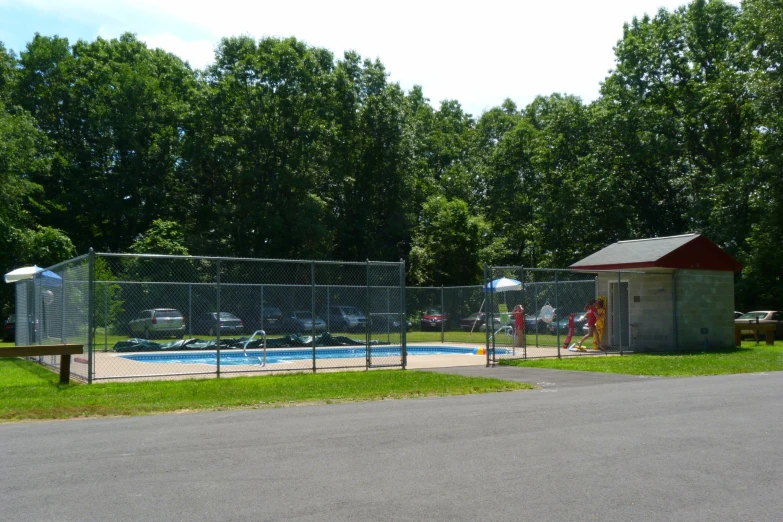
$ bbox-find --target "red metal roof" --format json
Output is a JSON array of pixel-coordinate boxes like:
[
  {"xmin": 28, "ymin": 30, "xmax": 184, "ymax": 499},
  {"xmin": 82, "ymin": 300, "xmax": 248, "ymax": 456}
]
[{"xmin": 570, "ymin": 234, "xmax": 742, "ymax": 272}]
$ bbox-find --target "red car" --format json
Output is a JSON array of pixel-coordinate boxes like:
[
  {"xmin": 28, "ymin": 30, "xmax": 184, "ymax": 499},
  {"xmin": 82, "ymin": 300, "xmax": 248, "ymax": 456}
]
[{"xmin": 420, "ymin": 309, "xmax": 448, "ymax": 331}]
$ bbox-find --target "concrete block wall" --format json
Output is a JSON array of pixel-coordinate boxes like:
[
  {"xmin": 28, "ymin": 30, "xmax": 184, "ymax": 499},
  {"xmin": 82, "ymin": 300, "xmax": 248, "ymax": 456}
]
[
  {"xmin": 675, "ymin": 270, "xmax": 735, "ymax": 350},
  {"xmin": 628, "ymin": 272, "xmax": 676, "ymax": 351}
]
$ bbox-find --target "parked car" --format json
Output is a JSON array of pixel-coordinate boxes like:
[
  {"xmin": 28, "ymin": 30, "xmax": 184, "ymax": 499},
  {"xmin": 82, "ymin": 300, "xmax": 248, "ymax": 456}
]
[
  {"xmin": 735, "ymin": 311, "xmax": 783, "ymax": 339},
  {"xmin": 128, "ymin": 309, "xmax": 186, "ymax": 339},
  {"xmin": 372, "ymin": 315, "xmax": 413, "ymax": 333},
  {"xmin": 2, "ymin": 314, "xmax": 14, "ymax": 342},
  {"xmin": 281, "ymin": 311, "xmax": 327, "ymax": 334},
  {"xmin": 192, "ymin": 312, "xmax": 244, "ymax": 337},
  {"xmin": 420, "ymin": 309, "xmax": 448, "ymax": 331},
  {"xmin": 459, "ymin": 312, "xmax": 500, "ymax": 332},
  {"xmin": 257, "ymin": 307, "xmax": 283, "ymax": 332},
  {"xmin": 548, "ymin": 312, "xmax": 588, "ymax": 335},
  {"xmin": 524, "ymin": 313, "xmax": 551, "ymax": 334},
  {"xmin": 734, "ymin": 311, "xmax": 744, "ymax": 319},
  {"xmin": 327, "ymin": 305, "xmax": 367, "ymax": 332}
]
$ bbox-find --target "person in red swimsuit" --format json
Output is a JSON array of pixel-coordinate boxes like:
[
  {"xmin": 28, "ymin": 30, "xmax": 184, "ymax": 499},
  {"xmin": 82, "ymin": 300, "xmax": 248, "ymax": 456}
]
[
  {"xmin": 512, "ymin": 304, "xmax": 525, "ymax": 346},
  {"xmin": 575, "ymin": 301, "xmax": 601, "ymax": 351}
]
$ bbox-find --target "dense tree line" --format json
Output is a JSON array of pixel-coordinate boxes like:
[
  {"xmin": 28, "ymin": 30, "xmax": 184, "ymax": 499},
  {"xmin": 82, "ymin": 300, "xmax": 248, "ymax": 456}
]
[{"xmin": 1, "ymin": 0, "xmax": 781, "ymax": 315}]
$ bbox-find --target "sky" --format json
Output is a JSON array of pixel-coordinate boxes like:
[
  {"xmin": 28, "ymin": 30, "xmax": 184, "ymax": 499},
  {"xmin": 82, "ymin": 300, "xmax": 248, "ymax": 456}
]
[{"xmin": 0, "ymin": 0, "xmax": 734, "ymax": 116}]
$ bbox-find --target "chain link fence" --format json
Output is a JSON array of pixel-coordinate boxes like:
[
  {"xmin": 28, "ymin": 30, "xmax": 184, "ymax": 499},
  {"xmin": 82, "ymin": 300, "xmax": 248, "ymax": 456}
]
[
  {"xmin": 12, "ymin": 254, "xmax": 91, "ymax": 377},
  {"xmin": 14, "ymin": 253, "xmax": 666, "ymax": 380},
  {"xmin": 405, "ymin": 286, "xmax": 487, "ymax": 345},
  {"xmin": 17, "ymin": 251, "xmax": 405, "ymax": 381},
  {"xmin": 485, "ymin": 266, "xmax": 645, "ymax": 363}
]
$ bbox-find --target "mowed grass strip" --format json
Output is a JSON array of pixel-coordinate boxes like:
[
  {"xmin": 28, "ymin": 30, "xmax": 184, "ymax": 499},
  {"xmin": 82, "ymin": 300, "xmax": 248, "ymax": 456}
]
[
  {"xmin": 0, "ymin": 358, "xmax": 532, "ymax": 422},
  {"xmin": 500, "ymin": 340, "xmax": 783, "ymax": 377}
]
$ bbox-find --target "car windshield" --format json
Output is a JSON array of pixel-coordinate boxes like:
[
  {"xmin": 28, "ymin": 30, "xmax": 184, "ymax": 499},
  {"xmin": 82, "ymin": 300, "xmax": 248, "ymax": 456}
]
[
  {"xmin": 738, "ymin": 312, "xmax": 768, "ymax": 320},
  {"xmin": 263, "ymin": 307, "xmax": 281, "ymax": 315},
  {"xmin": 425, "ymin": 309, "xmax": 442, "ymax": 315},
  {"xmin": 293, "ymin": 311, "xmax": 312, "ymax": 319},
  {"xmin": 341, "ymin": 307, "xmax": 362, "ymax": 316},
  {"xmin": 218, "ymin": 312, "xmax": 237, "ymax": 319}
]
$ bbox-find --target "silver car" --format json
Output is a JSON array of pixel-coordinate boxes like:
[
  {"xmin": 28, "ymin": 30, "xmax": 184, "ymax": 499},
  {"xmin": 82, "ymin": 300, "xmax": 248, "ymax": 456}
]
[{"xmin": 129, "ymin": 308, "xmax": 186, "ymax": 339}]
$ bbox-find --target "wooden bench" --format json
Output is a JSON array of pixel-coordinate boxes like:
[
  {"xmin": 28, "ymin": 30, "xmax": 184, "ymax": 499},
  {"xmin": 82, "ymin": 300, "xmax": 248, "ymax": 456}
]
[
  {"xmin": 734, "ymin": 323, "xmax": 775, "ymax": 347},
  {"xmin": 0, "ymin": 344, "xmax": 84, "ymax": 384}
]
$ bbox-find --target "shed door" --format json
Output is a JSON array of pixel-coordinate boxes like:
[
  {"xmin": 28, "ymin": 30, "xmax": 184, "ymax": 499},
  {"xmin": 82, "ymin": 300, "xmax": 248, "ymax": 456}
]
[{"xmin": 609, "ymin": 282, "xmax": 630, "ymax": 347}]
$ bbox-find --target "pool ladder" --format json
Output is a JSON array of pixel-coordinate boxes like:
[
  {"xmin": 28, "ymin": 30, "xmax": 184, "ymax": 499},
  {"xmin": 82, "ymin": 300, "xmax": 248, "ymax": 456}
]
[{"xmin": 243, "ymin": 330, "xmax": 267, "ymax": 366}]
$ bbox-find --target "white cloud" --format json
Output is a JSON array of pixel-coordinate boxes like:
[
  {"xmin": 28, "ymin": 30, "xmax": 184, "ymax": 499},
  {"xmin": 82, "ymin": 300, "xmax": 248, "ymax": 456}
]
[{"xmin": 136, "ymin": 32, "xmax": 215, "ymax": 69}]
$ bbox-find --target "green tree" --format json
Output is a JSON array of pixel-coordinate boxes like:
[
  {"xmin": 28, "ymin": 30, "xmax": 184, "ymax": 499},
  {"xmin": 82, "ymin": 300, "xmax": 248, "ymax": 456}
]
[
  {"xmin": 14, "ymin": 33, "xmax": 196, "ymax": 252},
  {"xmin": 735, "ymin": 0, "xmax": 783, "ymax": 309},
  {"xmin": 409, "ymin": 196, "xmax": 506, "ymax": 286}
]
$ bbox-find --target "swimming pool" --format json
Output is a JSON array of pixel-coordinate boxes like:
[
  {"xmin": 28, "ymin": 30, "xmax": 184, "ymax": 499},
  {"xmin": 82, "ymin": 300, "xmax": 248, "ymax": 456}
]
[{"xmin": 120, "ymin": 345, "xmax": 492, "ymax": 366}]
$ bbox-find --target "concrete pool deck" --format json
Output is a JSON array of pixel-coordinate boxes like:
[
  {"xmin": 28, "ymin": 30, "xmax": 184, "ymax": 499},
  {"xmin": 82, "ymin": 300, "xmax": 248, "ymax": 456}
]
[{"xmin": 67, "ymin": 342, "xmax": 606, "ymax": 382}]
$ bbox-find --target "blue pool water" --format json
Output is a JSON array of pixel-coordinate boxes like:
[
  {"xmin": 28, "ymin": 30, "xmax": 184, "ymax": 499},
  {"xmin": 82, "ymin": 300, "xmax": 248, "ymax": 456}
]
[{"xmin": 120, "ymin": 345, "xmax": 492, "ymax": 366}]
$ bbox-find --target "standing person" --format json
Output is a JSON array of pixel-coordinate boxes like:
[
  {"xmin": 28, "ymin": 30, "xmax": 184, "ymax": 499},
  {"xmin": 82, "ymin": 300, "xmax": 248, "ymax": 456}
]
[
  {"xmin": 512, "ymin": 305, "xmax": 525, "ymax": 347},
  {"xmin": 574, "ymin": 301, "xmax": 601, "ymax": 352},
  {"xmin": 593, "ymin": 298, "xmax": 606, "ymax": 351}
]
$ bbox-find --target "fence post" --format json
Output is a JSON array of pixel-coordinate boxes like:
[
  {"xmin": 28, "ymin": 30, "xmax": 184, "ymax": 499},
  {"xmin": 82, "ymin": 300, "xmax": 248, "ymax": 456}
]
[
  {"xmin": 87, "ymin": 248, "xmax": 94, "ymax": 384},
  {"xmin": 440, "ymin": 284, "xmax": 445, "ymax": 343},
  {"xmin": 400, "ymin": 259, "xmax": 407, "ymax": 370},
  {"xmin": 60, "ymin": 269, "xmax": 66, "ymax": 345},
  {"xmin": 366, "ymin": 260, "xmax": 371, "ymax": 370},
  {"xmin": 259, "ymin": 285, "xmax": 264, "ymax": 332},
  {"xmin": 312, "ymin": 261, "xmax": 317, "ymax": 373},
  {"xmin": 216, "ymin": 260, "xmax": 221, "ymax": 378},
  {"xmin": 534, "ymin": 271, "xmax": 539, "ymax": 349},
  {"xmin": 386, "ymin": 287, "xmax": 391, "ymax": 344},
  {"xmin": 618, "ymin": 271, "xmax": 623, "ymax": 356},
  {"xmin": 188, "ymin": 283, "xmax": 192, "ymax": 338},
  {"xmin": 104, "ymin": 283, "xmax": 108, "ymax": 351},
  {"xmin": 555, "ymin": 270, "xmax": 560, "ymax": 358},
  {"xmin": 484, "ymin": 264, "xmax": 490, "ymax": 367},
  {"xmin": 522, "ymin": 267, "xmax": 527, "ymax": 358}
]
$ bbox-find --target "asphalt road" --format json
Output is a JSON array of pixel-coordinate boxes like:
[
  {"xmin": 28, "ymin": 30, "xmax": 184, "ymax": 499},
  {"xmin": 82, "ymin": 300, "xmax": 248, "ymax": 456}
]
[{"xmin": 2, "ymin": 369, "xmax": 782, "ymax": 521}]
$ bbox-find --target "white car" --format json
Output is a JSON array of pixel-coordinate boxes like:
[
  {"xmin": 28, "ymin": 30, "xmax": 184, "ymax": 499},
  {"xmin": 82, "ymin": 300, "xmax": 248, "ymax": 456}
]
[{"xmin": 129, "ymin": 308, "xmax": 186, "ymax": 339}]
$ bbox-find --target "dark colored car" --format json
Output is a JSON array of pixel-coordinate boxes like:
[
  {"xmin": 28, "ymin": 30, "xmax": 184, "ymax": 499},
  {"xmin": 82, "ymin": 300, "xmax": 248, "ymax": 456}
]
[
  {"xmin": 420, "ymin": 309, "xmax": 448, "ymax": 331},
  {"xmin": 735, "ymin": 311, "xmax": 783, "ymax": 339},
  {"xmin": 281, "ymin": 311, "xmax": 327, "ymax": 334},
  {"xmin": 548, "ymin": 312, "xmax": 588, "ymax": 335},
  {"xmin": 374, "ymin": 315, "xmax": 413, "ymax": 333},
  {"xmin": 459, "ymin": 312, "xmax": 500, "ymax": 332},
  {"xmin": 192, "ymin": 312, "xmax": 245, "ymax": 336},
  {"xmin": 2, "ymin": 314, "xmax": 14, "ymax": 342},
  {"xmin": 328, "ymin": 305, "xmax": 367, "ymax": 332},
  {"xmin": 257, "ymin": 307, "xmax": 283, "ymax": 332},
  {"xmin": 524, "ymin": 314, "xmax": 546, "ymax": 333}
]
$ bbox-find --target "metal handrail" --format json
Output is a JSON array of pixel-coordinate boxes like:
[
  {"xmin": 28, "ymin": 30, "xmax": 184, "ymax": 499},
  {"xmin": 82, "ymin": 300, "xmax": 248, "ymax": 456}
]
[{"xmin": 243, "ymin": 330, "xmax": 267, "ymax": 366}]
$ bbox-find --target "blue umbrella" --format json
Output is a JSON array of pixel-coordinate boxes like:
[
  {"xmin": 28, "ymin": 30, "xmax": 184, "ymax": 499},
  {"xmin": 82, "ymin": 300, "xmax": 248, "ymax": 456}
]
[{"xmin": 35, "ymin": 269, "xmax": 62, "ymax": 288}]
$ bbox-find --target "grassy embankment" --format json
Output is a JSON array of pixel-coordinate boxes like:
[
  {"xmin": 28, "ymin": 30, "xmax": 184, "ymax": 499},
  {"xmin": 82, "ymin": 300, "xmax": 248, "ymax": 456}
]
[
  {"xmin": 500, "ymin": 339, "xmax": 783, "ymax": 377},
  {"xmin": 0, "ymin": 357, "xmax": 531, "ymax": 422}
]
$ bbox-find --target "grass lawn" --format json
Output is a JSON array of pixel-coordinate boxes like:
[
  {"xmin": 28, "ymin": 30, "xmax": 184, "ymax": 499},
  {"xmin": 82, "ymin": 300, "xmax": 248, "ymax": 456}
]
[
  {"xmin": 0, "ymin": 358, "xmax": 532, "ymax": 422},
  {"xmin": 500, "ymin": 340, "xmax": 783, "ymax": 377}
]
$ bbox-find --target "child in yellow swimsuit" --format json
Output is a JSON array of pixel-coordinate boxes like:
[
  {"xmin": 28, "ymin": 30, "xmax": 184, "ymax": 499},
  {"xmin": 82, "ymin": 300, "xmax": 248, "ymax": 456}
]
[{"xmin": 593, "ymin": 299, "xmax": 606, "ymax": 351}]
